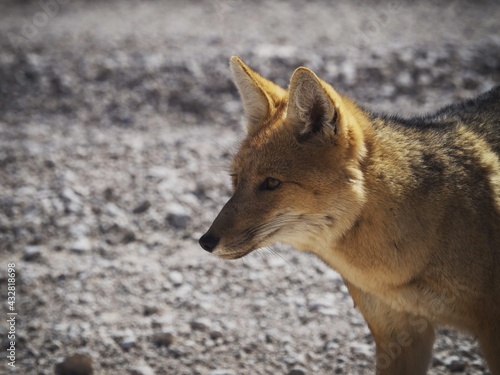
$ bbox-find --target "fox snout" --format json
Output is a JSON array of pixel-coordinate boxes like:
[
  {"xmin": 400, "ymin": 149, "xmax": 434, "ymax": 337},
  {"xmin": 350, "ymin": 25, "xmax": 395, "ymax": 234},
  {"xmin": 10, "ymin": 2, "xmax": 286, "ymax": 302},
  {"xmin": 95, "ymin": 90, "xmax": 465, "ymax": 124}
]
[
  {"xmin": 199, "ymin": 195, "xmax": 242, "ymax": 256},
  {"xmin": 199, "ymin": 232, "xmax": 219, "ymax": 253}
]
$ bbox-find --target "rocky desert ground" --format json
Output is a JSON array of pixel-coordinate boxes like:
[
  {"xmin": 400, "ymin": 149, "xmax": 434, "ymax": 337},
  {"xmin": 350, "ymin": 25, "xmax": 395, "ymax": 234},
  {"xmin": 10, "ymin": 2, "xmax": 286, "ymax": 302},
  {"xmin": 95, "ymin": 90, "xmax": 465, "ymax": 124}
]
[{"xmin": 0, "ymin": 0, "xmax": 499, "ymax": 374}]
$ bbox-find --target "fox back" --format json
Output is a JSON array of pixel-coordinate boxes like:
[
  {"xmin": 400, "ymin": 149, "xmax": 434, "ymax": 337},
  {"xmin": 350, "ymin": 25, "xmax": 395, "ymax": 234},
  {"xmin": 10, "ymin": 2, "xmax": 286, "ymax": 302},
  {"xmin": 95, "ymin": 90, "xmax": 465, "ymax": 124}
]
[{"xmin": 199, "ymin": 56, "xmax": 500, "ymax": 375}]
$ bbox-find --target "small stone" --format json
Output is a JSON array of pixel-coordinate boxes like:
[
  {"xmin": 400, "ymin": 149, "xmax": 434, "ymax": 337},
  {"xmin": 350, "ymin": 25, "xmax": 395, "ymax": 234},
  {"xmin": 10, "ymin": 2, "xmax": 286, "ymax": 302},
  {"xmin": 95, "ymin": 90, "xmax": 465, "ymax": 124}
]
[
  {"xmin": 54, "ymin": 354, "xmax": 93, "ymax": 375},
  {"xmin": 69, "ymin": 223, "xmax": 89, "ymax": 238},
  {"xmin": 209, "ymin": 330, "xmax": 224, "ymax": 340},
  {"xmin": 396, "ymin": 71, "xmax": 412, "ymax": 87},
  {"xmin": 166, "ymin": 203, "xmax": 190, "ymax": 230},
  {"xmin": 44, "ymin": 159, "xmax": 55, "ymax": 168},
  {"xmin": 265, "ymin": 332, "xmax": 275, "ymax": 344},
  {"xmin": 61, "ymin": 187, "xmax": 82, "ymax": 204},
  {"xmin": 349, "ymin": 342, "xmax": 373, "ymax": 358},
  {"xmin": 27, "ymin": 345, "xmax": 39, "ymax": 357},
  {"xmin": 207, "ymin": 370, "xmax": 235, "ymax": 375},
  {"xmin": 120, "ymin": 336, "xmax": 136, "ymax": 350},
  {"xmin": 308, "ymin": 297, "xmax": 334, "ymax": 311},
  {"xmin": 287, "ymin": 366, "xmax": 307, "ymax": 375},
  {"xmin": 174, "ymin": 283, "xmax": 192, "ymax": 298},
  {"xmin": 130, "ymin": 365, "xmax": 155, "ymax": 375},
  {"xmin": 446, "ymin": 358, "xmax": 467, "ymax": 372},
  {"xmin": 23, "ymin": 246, "xmax": 42, "ymax": 261},
  {"xmin": 168, "ymin": 348, "xmax": 183, "ymax": 358},
  {"xmin": 143, "ymin": 305, "xmax": 160, "ymax": 316},
  {"xmin": 190, "ymin": 318, "xmax": 210, "ymax": 332},
  {"xmin": 103, "ymin": 187, "xmax": 114, "ymax": 201},
  {"xmin": 70, "ymin": 237, "xmax": 92, "ymax": 253},
  {"xmin": 133, "ymin": 200, "xmax": 151, "ymax": 214},
  {"xmin": 122, "ymin": 230, "xmax": 136, "ymax": 244},
  {"xmin": 432, "ymin": 357, "xmax": 444, "ymax": 367},
  {"xmin": 284, "ymin": 353, "xmax": 307, "ymax": 367},
  {"xmin": 169, "ymin": 270, "xmax": 183, "ymax": 286},
  {"xmin": 61, "ymin": 187, "xmax": 82, "ymax": 213},
  {"xmin": 152, "ymin": 332, "xmax": 175, "ymax": 347}
]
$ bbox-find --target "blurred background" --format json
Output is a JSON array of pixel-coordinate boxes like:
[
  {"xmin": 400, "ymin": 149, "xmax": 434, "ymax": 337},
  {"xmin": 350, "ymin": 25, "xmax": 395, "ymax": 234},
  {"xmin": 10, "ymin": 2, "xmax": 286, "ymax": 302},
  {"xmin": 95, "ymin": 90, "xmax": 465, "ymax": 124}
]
[{"xmin": 0, "ymin": 1, "xmax": 499, "ymax": 374}]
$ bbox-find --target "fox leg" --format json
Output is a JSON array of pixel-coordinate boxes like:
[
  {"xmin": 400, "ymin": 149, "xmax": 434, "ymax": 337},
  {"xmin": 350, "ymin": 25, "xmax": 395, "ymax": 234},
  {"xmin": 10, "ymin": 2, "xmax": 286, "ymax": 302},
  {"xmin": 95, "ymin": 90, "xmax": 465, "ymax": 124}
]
[
  {"xmin": 346, "ymin": 282, "xmax": 435, "ymax": 375},
  {"xmin": 477, "ymin": 319, "xmax": 500, "ymax": 375}
]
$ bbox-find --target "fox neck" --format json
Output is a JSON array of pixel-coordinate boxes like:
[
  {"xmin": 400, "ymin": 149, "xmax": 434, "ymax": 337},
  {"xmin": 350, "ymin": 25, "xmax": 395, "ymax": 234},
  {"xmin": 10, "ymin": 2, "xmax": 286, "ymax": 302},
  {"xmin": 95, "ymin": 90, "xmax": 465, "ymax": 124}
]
[{"xmin": 312, "ymin": 112, "xmax": 435, "ymax": 291}]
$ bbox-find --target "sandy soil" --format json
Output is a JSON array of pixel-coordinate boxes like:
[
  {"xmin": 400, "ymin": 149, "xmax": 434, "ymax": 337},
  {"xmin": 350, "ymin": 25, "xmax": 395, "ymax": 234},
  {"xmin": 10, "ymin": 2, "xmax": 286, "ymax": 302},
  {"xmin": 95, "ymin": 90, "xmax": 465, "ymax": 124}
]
[{"xmin": 0, "ymin": 1, "xmax": 499, "ymax": 374}]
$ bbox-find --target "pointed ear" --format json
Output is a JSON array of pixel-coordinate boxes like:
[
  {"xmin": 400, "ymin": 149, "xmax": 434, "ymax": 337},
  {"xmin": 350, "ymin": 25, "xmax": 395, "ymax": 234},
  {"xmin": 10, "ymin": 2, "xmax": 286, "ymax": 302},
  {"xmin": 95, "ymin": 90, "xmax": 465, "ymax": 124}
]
[
  {"xmin": 286, "ymin": 67, "xmax": 345, "ymax": 145},
  {"xmin": 230, "ymin": 56, "xmax": 287, "ymax": 135}
]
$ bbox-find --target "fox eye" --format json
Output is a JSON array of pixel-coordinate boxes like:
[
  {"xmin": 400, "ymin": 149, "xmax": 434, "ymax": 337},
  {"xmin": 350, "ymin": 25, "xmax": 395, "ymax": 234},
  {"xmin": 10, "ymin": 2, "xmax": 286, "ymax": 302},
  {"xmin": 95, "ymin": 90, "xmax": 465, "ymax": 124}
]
[{"xmin": 260, "ymin": 177, "xmax": 281, "ymax": 191}]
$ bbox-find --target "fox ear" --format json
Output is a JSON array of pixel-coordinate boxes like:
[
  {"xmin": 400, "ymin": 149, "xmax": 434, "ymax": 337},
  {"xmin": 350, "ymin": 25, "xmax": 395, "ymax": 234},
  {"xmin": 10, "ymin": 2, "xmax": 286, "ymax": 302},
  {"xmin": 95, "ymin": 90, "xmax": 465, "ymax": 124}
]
[
  {"xmin": 230, "ymin": 56, "xmax": 287, "ymax": 135},
  {"xmin": 286, "ymin": 67, "xmax": 344, "ymax": 144}
]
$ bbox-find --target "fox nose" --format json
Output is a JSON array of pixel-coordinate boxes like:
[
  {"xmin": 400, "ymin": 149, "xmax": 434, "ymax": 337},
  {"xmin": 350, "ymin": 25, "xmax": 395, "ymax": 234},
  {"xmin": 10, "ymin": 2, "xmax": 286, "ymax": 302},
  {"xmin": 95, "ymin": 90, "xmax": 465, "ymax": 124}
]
[{"xmin": 199, "ymin": 233, "xmax": 220, "ymax": 253}]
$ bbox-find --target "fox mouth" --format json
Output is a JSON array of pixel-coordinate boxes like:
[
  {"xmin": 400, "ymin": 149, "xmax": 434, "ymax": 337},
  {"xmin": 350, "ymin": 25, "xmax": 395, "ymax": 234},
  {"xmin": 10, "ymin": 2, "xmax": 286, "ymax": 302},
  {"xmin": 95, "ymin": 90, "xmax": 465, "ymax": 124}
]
[
  {"xmin": 216, "ymin": 227, "xmax": 282, "ymax": 260},
  {"xmin": 216, "ymin": 250, "xmax": 252, "ymax": 260},
  {"xmin": 216, "ymin": 239, "xmax": 257, "ymax": 260}
]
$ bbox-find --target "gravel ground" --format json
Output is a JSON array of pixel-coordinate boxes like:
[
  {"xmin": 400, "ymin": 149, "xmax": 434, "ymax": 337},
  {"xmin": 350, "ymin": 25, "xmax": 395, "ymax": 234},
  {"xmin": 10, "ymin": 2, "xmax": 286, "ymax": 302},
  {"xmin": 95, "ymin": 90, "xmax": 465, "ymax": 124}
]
[{"xmin": 0, "ymin": 1, "xmax": 499, "ymax": 374}]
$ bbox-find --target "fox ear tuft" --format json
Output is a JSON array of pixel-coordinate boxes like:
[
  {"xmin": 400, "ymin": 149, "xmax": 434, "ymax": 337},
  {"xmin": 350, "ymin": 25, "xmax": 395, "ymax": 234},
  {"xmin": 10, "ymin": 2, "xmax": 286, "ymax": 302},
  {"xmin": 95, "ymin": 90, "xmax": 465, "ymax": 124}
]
[
  {"xmin": 286, "ymin": 68, "xmax": 342, "ymax": 144},
  {"xmin": 230, "ymin": 56, "xmax": 286, "ymax": 136}
]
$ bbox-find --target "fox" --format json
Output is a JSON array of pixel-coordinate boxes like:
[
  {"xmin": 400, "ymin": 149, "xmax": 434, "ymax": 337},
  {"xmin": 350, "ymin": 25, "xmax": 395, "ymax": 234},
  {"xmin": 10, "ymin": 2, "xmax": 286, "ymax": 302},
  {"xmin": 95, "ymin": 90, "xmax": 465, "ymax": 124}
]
[{"xmin": 199, "ymin": 56, "xmax": 500, "ymax": 375}]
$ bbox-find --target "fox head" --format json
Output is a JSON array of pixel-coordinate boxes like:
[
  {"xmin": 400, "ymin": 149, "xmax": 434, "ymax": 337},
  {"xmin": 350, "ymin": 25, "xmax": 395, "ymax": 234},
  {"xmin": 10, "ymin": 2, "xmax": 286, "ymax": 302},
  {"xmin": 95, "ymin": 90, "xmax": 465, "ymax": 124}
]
[{"xmin": 199, "ymin": 56, "xmax": 368, "ymax": 260}]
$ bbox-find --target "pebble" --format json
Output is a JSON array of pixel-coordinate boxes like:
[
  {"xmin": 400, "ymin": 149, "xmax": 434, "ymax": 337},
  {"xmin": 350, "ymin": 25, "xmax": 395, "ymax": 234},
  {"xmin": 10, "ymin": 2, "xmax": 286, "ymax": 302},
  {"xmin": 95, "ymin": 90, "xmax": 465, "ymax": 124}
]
[
  {"xmin": 143, "ymin": 305, "xmax": 160, "ymax": 316},
  {"xmin": 54, "ymin": 354, "xmax": 93, "ymax": 375},
  {"xmin": 207, "ymin": 370, "xmax": 235, "ymax": 375},
  {"xmin": 308, "ymin": 296, "xmax": 334, "ymax": 311},
  {"xmin": 61, "ymin": 187, "xmax": 82, "ymax": 213},
  {"xmin": 23, "ymin": 246, "xmax": 42, "ymax": 261},
  {"xmin": 44, "ymin": 159, "xmax": 56, "ymax": 168},
  {"xmin": 152, "ymin": 332, "xmax": 175, "ymax": 347},
  {"xmin": 396, "ymin": 71, "xmax": 412, "ymax": 87},
  {"xmin": 166, "ymin": 203, "xmax": 190, "ymax": 230},
  {"xmin": 284, "ymin": 353, "xmax": 307, "ymax": 366},
  {"xmin": 174, "ymin": 283, "xmax": 193, "ymax": 299},
  {"xmin": 61, "ymin": 187, "xmax": 82, "ymax": 205},
  {"xmin": 133, "ymin": 200, "xmax": 151, "ymax": 214},
  {"xmin": 70, "ymin": 237, "xmax": 92, "ymax": 253},
  {"xmin": 209, "ymin": 329, "xmax": 224, "ymax": 340},
  {"xmin": 120, "ymin": 336, "xmax": 137, "ymax": 350},
  {"xmin": 168, "ymin": 348, "xmax": 183, "ymax": 359},
  {"xmin": 169, "ymin": 270, "xmax": 184, "ymax": 286},
  {"xmin": 130, "ymin": 365, "xmax": 156, "ymax": 375},
  {"xmin": 69, "ymin": 223, "xmax": 89, "ymax": 238},
  {"xmin": 287, "ymin": 366, "xmax": 307, "ymax": 375},
  {"xmin": 444, "ymin": 356, "xmax": 467, "ymax": 372},
  {"xmin": 190, "ymin": 318, "xmax": 211, "ymax": 332},
  {"xmin": 349, "ymin": 342, "xmax": 373, "ymax": 358},
  {"xmin": 122, "ymin": 229, "xmax": 136, "ymax": 244},
  {"xmin": 104, "ymin": 187, "xmax": 115, "ymax": 201}
]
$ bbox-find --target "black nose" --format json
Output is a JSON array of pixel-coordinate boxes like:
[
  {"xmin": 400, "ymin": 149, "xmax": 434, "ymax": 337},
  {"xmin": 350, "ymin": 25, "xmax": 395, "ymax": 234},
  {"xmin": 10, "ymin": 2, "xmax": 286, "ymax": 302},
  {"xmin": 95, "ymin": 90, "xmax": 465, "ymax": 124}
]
[{"xmin": 199, "ymin": 233, "xmax": 220, "ymax": 253}]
